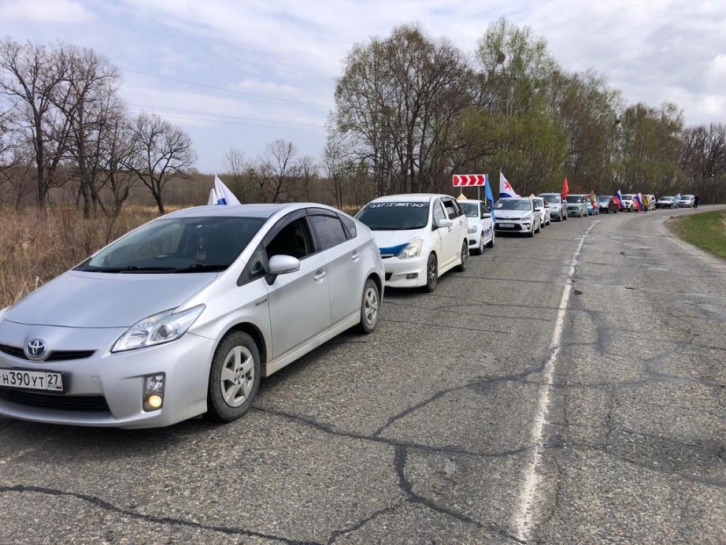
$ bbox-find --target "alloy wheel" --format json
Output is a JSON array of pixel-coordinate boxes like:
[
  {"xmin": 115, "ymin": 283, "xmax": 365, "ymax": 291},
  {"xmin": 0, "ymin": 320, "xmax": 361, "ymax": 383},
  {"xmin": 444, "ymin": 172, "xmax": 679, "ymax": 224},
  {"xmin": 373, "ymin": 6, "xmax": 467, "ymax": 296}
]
[
  {"xmin": 363, "ymin": 285, "xmax": 379, "ymax": 327},
  {"xmin": 220, "ymin": 346, "xmax": 255, "ymax": 408}
]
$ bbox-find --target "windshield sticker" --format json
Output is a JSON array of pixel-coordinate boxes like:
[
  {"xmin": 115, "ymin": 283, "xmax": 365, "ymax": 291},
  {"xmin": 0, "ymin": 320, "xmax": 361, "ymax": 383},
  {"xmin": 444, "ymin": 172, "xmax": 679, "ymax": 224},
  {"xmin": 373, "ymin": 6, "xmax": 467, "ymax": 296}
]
[{"xmin": 368, "ymin": 202, "xmax": 428, "ymax": 208}]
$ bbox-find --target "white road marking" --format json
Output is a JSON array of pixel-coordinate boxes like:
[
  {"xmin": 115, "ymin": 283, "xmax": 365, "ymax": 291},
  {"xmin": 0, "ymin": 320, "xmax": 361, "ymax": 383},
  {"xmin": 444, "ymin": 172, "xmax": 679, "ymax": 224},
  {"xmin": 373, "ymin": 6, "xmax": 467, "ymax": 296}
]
[{"xmin": 512, "ymin": 220, "xmax": 599, "ymax": 542}]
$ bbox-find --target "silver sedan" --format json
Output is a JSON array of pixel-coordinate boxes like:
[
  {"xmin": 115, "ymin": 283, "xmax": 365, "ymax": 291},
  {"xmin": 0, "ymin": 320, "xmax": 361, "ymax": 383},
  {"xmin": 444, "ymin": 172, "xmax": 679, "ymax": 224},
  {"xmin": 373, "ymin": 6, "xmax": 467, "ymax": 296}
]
[{"xmin": 0, "ymin": 204, "xmax": 384, "ymax": 428}]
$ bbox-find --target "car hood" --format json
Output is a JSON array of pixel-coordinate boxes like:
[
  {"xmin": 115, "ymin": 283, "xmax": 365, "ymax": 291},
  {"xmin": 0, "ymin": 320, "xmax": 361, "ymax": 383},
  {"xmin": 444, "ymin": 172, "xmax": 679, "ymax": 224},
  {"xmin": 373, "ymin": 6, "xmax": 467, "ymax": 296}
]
[
  {"xmin": 495, "ymin": 211, "xmax": 531, "ymax": 220},
  {"xmin": 6, "ymin": 271, "xmax": 218, "ymax": 328},
  {"xmin": 370, "ymin": 229, "xmax": 425, "ymax": 252}
]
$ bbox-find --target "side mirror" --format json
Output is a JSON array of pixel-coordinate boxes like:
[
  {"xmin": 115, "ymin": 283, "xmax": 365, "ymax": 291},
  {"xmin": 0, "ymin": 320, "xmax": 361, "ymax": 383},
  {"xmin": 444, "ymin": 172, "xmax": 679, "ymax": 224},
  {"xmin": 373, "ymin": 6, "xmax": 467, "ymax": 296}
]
[
  {"xmin": 481, "ymin": 213, "xmax": 491, "ymax": 219},
  {"xmin": 268, "ymin": 254, "xmax": 300, "ymax": 275},
  {"xmin": 437, "ymin": 218, "xmax": 454, "ymax": 229}
]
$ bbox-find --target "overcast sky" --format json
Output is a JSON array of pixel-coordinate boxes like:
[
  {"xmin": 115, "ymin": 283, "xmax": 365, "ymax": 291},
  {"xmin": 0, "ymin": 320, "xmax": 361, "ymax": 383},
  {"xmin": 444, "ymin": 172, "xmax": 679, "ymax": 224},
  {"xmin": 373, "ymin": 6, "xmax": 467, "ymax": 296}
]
[{"xmin": 1, "ymin": 0, "xmax": 724, "ymax": 172}]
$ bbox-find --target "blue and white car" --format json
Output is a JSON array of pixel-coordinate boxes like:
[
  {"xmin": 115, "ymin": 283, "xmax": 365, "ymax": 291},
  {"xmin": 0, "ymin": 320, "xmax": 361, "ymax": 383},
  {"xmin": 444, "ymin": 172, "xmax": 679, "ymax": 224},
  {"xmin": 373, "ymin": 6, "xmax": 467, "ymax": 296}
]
[
  {"xmin": 356, "ymin": 194, "xmax": 470, "ymax": 292},
  {"xmin": 458, "ymin": 200, "xmax": 494, "ymax": 255}
]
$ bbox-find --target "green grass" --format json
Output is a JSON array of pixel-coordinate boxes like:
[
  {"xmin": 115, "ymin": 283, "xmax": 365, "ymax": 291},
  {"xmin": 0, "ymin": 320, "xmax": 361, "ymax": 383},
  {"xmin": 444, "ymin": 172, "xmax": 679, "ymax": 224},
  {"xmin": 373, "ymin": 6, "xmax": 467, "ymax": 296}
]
[{"xmin": 669, "ymin": 210, "xmax": 726, "ymax": 259}]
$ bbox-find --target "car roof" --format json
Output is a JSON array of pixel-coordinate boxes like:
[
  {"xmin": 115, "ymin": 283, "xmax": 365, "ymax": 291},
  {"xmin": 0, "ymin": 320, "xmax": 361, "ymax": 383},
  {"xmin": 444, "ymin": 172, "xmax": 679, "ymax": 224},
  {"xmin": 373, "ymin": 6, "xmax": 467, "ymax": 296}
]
[
  {"xmin": 165, "ymin": 203, "xmax": 296, "ymax": 219},
  {"xmin": 497, "ymin": 197, "xmax": 532, "ymax": 202},
  {"xmin": 369, "ymin": 193, "xmax": 446, "ymax": 203}
]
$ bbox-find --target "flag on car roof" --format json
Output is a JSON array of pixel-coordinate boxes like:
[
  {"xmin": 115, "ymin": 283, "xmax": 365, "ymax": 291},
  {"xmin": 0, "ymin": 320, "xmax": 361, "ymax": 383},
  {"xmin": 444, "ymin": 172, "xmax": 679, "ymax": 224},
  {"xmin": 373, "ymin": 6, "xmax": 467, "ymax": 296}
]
[
  {"xmin": 633, "ymin": 193, "xmax": 643, "ymax": 211},
  {"xmin": 212, "ymin": 175, "xmax": 241, "ymax": 206},
  {"xmin": 499, "ymin": 172, "xmax": 518, "ymax": 199},
  {"xmin": 562, "ymin": 177, "xmax": 570, "ymax": 198},
  {"xmin": 484, "ymin": 174, "xmax": 495, "ymax": 221},
  {"xmin": 613, "ymin": 190, "xmax": 623, "ymax": 209}
]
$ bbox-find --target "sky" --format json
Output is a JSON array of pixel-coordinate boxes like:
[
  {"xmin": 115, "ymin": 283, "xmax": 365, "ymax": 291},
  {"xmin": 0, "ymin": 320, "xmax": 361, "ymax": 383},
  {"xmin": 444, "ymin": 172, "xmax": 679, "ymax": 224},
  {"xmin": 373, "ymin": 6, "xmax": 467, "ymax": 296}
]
[{"xmin": 0, "ymin": 0, "xmax": 724, "ymax": 173}]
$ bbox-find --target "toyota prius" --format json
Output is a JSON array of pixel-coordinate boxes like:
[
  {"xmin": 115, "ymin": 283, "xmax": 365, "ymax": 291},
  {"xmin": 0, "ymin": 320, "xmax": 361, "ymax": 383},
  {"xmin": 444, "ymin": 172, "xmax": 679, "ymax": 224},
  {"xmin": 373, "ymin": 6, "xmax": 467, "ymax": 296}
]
[{"xmin": 0, "ymin": 204, "xmax": 384, "ymax": 428}]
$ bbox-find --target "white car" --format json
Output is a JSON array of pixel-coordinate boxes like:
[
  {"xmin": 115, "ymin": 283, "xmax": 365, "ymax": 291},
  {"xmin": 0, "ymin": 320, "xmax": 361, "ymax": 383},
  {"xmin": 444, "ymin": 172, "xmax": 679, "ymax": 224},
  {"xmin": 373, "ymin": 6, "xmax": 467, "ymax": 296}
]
[
  {"xmin": 539, "ymin": 193, "xmax": 567, "ymax": 221},
  {"xmin": 645, "ymin": 194, "xmax": 656, "ymax": 211},
  {"xmin": 677, "ymin": 195, "xmax": 695, "ymax": 208},
  {"xmin": 657, "ymin": 196, "xmax": 678, "ymax": 209},
  {"xmin": 493, "ymin": 198, "xmax": 541, "ymax": 237},
  {"xmin": 532, "ymin": 197, "xmax": 551, "ymax": 227},
  {"xmin": 621, "ymin": 194, "xmax": 636, "ymax": 211},
  {"xmin": 459, "ymin": 200, "xmax": 495, "ymax": 255},
  {"xmin": 356, "ymin": 194, "xmax": 470, "ymax": 292}
]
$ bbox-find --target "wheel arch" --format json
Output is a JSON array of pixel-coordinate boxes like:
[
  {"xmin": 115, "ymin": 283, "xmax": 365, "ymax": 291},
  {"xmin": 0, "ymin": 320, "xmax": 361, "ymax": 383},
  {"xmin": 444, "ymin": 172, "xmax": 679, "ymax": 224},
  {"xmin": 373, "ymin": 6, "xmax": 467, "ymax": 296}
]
[{"xmin": 223, "ymin": 322, "xmax": 268, "ymax": 374}]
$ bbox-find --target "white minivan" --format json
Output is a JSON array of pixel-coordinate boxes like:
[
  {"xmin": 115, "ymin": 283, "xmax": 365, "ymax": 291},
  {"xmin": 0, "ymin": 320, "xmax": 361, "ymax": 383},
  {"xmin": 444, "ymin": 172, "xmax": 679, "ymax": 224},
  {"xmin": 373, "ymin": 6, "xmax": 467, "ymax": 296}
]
[{"xmin": 356, "ymin": 194, "xmax": 470, "ymax": 292}]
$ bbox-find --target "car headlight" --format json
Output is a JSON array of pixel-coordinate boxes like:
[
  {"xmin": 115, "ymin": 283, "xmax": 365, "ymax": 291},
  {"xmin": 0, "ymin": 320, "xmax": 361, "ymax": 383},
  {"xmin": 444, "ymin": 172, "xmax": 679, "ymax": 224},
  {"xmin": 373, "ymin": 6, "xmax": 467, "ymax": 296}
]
[
  {"xmin": 468, "ymin": 225, "xmax": 477, "ymax": 234},
  {"xmin": 397, "ymin": 239, "xmax": 423, "ymax": 259},
  {"xmin": 112, "ymin": 305, "xmax": 205, "ymax": 353},
  {"xmin": 521, "ymin": 214, "xmax": 533, "ymax": 221}
]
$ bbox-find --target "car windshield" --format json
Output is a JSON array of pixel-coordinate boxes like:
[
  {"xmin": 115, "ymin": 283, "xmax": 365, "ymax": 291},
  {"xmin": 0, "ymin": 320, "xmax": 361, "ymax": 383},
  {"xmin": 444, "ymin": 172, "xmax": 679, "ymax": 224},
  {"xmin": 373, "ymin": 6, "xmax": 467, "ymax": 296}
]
[
  {"xmin": 76, "ymin": 216, "xmax": 266, "ymax": 273},
  {"xmin": 681, "ymin": 195, "xmax": 694, "ymax": 199},
  {"xmin": 623, "ymin": 194, "xmax": 635, "ymax": 199},
  {"xmin": 495, "ymin": 199, "xmax": 531, "ymax": 210},
  {"xmin": 540, "ymin": 194, "xmax": 559, "ymax": 204},
  {"xmin": 566, "ymin": 196, "xmax": 583, "ymax": 203},
  {"xmin": 597, "ymin": 196, "xmax": 610, "ymax": 202},
  {"xmin": 459, "ymin": 202, "xmax": 480, "ymax": 218},
  {"xmin": 356, "ymin": 202, "xmax": 430, "ymax": 230},
  {"xmin": 661, "ymin": 196, "xmax": 674, "ymax": 200},
  {"xmin": 532, "ymin": 198, "xmax": 544, "ymax": 208}
]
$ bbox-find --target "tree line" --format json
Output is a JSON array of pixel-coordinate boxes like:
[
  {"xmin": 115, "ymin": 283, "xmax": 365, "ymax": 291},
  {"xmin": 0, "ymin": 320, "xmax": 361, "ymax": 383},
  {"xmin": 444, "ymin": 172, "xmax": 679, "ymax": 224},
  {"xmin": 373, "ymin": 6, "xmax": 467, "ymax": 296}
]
[{"xmin": 1, "ymin": 19, "xmax": 725, "ymax": 217}]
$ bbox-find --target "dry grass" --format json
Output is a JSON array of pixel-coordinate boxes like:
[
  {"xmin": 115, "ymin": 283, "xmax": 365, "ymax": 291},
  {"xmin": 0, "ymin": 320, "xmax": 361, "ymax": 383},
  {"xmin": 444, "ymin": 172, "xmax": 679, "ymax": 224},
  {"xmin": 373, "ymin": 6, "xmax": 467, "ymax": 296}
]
[{"xmin": 0, "ymin": 207, "xmax": 163, "ymax": 308}]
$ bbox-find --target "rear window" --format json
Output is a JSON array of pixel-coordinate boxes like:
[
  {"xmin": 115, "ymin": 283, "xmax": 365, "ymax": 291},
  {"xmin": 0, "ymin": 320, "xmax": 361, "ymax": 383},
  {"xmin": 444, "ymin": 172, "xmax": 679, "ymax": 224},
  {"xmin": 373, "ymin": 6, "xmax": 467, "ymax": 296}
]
[{"xmin": 340, "ymin": 215, "xmax": 357, "ymax": 238}]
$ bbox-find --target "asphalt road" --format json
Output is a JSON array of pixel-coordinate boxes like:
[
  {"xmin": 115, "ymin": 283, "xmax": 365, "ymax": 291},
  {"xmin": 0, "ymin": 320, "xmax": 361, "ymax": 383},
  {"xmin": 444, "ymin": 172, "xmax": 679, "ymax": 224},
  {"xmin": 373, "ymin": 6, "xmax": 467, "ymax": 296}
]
[{"xmin": 1, "ymin": 206, "xmax": 724, "ymax": 545}]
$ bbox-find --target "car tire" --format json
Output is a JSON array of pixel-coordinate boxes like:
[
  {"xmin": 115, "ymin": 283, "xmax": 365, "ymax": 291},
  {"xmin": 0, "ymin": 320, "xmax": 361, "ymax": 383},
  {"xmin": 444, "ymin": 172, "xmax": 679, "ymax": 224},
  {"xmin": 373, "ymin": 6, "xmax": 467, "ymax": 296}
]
[
  {"xmin": 528, "ymin": 225, "xmax": 535, "ymax": 237},
  {"xmin": 456, "ymin": 241, "xmax": 469, "ymax": 272},
  {"xmin": 487, "ymin": 232, "xmax": 495, "ymax": 248},
  {"xmin": 563, "ymin": 214, "xmax": 568, "ymax": 221},
  {"xmin": 535, "ymin": 222, "xmax": 541, "ymax": 234},
  {"xmin": 357, "ymin": 278, "xmax": 380, "ymax": 334},
  {"xmin": 205, "ymin": 331, "xmax": 261, "ymax": 423},
  {"xmin": 477, "ymin": 235, "xmax": 485, "ymax": 255},
  {"xmin": 423, "ymin": 253, "xmax": 438, "ymax": 293}
]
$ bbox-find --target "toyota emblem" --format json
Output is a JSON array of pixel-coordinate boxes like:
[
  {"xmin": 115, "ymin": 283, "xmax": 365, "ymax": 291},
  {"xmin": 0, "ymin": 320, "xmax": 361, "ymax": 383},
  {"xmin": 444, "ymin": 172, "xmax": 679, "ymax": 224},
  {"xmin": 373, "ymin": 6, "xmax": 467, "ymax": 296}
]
[{"xmin": 25, "ymin": 339, "xmax": 47, "ymax": 360}]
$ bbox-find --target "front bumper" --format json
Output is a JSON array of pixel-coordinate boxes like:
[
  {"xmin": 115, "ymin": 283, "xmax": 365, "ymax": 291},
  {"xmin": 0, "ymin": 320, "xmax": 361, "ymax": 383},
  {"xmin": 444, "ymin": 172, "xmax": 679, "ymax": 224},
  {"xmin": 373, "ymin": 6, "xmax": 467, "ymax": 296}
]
[
  {"xmin": 468, "ymin": 232, "xmax": 482, "ymax": 248},
  {"xmin": 495, "ymin": 220, "xmax": 532, "ymax": 233},
  {"xmin": 567, "ymin": 207, "xmax": 584, "ymax": 216},
  {"xmin": 0, "ymin": 321, "xmax": 214, "ymax": 428},
  {"xmin": 381, "ymin": 255, "xmax": 428, "ymax": 288}
]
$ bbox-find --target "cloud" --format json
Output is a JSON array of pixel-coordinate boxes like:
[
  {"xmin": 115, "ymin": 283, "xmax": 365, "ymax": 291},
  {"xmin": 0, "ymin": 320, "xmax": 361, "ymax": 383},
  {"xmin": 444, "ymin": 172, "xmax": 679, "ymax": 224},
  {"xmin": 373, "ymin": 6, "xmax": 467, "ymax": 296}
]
[
  {"xmin": 0, "ymin": 0, "xmax": 93, "ymax": 24},
  {"xmin": 227, "ymin": 78, "xmax": 302, "ymax": 96}
]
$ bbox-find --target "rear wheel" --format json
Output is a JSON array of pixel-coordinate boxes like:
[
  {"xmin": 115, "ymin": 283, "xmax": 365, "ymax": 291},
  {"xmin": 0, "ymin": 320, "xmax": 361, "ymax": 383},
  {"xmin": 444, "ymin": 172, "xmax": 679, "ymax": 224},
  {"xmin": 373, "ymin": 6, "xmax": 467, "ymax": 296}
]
[
  {"xmin": 456, "ymin": 241, "xmax": 469, "ymax": 272},
  {"xmin": 357, "ymin": 278, "xmax": 380, "ymax": 334},
  {"xmin": 205, "ymin": 332, "xmax": 261, "ymax": 423},
  {"xmin": 424, "ymin": 253, "xmax": 438, "ymax": 293}
]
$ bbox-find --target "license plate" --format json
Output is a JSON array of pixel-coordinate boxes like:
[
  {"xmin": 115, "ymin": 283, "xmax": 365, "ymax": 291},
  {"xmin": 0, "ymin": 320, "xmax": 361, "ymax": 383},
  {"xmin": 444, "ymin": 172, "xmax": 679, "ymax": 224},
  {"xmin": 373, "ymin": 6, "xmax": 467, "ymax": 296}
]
[
  {"xmin": 0, "ymin": 369, "xmax": 64, "ymax": 392},
  {"xmin": 499, "ymin": 223, "xmax": 516, "ymax": 228}
]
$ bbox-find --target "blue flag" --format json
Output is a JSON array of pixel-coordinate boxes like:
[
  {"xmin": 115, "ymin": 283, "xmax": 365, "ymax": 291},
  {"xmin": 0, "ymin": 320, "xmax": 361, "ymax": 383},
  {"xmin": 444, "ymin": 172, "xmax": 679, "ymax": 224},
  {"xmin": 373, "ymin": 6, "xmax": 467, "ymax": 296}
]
[{"xmin": 484, "ymin": 174, "xmax": 495, "ymax": 220}]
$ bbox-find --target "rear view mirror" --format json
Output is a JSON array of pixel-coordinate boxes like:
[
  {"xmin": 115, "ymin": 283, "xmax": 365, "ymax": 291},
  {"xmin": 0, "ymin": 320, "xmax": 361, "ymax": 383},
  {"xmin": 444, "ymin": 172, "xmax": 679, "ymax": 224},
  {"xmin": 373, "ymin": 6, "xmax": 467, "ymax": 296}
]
[{"xmin": 437, "ymin": 219, "xmax": 454, "ymax": 229}]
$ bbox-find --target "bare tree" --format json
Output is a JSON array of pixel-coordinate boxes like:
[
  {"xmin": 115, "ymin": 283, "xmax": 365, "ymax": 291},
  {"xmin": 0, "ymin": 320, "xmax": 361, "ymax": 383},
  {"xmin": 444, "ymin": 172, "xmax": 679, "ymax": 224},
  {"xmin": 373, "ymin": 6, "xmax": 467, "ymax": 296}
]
[
  {"xmin": 124, "ymin": 113, "xmax": 196, "ymax": 214},
  {"xmin": 322, "ymin": 134, "xmax": 349, "ymax": 208},
  {"xmin": 99, "ymin": 115, "xmax": 138, "ymax": 216},
  {"xmin": 223, "ymin": 147, "xmax": 248, "ymax": 202},
  {"xmin": 297, "ymin": 155, "xmax": 317, "ymax": 201},
  {"xmin": 258, "ymin": 139, "xmax": 298, "ymax": 203},
  {"xmin": 0, "ymin": 38, "xmax": 73, "ymax": 210}
]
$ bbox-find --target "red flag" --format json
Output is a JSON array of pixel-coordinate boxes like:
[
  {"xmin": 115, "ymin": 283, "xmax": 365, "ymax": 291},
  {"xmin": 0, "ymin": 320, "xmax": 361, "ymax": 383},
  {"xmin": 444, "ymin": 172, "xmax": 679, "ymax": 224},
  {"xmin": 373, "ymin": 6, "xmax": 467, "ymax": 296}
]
[{"xmin": 562, "ymin": 177, "xmax": 570, "ymax": 198}]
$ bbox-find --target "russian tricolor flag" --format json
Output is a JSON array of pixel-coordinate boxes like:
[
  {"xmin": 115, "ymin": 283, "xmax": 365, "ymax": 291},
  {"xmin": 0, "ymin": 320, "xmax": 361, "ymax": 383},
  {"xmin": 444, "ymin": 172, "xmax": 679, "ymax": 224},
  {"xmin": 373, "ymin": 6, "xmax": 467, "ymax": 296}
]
[
  {"xmin": 613, "ymin": 190, "xmax": 623, "ymax": 209},
  {"xmin": 633, "ymin": 193, "xmax": 643, "ymax": 211}
]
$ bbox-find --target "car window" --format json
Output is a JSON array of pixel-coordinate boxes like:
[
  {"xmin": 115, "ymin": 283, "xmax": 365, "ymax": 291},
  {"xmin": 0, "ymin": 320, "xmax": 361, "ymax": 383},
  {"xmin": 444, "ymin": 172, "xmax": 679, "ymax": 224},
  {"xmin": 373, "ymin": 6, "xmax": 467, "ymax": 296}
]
[
  {"xmin": 451, "ymin": 200, "xmax": 464, "ymax": 217},
  {"xmin": 442, "ymin": 199, "xmax": 458, "ymax": 220},
  {"xmin": 339, "ymin": 215, "xmax": 357, "ymax": 239},
  {"xmin": 310, "ymin": 215, "xmax": 348, "ymax": 250},
  {"xmin": 433, "ymin": 201, "xmax": 446, "ymax": 224},
  {"xmin": 266, "ymin": 218, "xmax": 313, "ymax": 260},
  {"xmin": 238, "ymin": 245, "xmax": 268, "ymax": 286}
]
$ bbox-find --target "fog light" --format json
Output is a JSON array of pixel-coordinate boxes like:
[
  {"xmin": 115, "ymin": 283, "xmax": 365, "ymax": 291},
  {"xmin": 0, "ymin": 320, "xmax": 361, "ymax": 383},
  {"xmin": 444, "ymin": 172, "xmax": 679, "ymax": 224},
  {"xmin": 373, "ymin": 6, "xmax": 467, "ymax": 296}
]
[
  {"xmin": 406, "ymin": 273, "xmax": 418, "ymax": 279},
  {"xmin": 145, "ymin": 394, "xmax": 163, "ymax": 410}
]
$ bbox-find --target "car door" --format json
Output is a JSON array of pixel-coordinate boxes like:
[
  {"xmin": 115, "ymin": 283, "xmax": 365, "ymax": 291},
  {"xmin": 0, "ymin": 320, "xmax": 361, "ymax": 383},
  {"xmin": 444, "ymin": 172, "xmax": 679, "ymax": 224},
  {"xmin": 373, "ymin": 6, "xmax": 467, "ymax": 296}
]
[
  {"xmin": 430, "ymin": 199, "xmax": 446, "ymax": 263},
  {"xmin": 308, "ymin": 210, "xmax": 362, "ymax": 328},
  {"xmin": 441, "ymin": 197, "xmax": 464, "ymax": 268},
  {"xmin": 263, "ymin": 211, "xmax": 330, "ymax": 359}
]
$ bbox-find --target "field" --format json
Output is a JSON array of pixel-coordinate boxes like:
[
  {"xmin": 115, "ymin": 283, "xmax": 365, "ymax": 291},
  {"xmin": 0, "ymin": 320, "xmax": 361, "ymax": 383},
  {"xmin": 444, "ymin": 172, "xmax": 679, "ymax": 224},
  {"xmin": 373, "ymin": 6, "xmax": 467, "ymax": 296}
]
[
  {"xmin": 669, "ymin": 209, "xmax": 726, "ymax": 259},
  {"xmin": 0, "ymin": 207, "xmax": 161, "ymax": 309}
]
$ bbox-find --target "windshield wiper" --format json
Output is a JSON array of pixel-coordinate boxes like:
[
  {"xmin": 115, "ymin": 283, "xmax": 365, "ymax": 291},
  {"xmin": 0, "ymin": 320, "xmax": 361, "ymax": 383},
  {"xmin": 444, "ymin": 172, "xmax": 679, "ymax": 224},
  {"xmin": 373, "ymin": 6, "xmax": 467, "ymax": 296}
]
[
  {"xmin": 81, "ymin": 266, "xmax": 177, "ymax": 273},
  {"xmin": 173, "ymin": 264, "xmax": 229, "ymax": 273}
]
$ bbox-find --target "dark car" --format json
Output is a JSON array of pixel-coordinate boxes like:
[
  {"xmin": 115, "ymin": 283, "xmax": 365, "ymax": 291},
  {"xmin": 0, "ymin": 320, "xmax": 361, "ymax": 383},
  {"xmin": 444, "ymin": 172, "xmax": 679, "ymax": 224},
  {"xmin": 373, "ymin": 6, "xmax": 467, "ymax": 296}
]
[{"xmin": 597, "ymin": 195, "xmax": 619, "ymax": 214}]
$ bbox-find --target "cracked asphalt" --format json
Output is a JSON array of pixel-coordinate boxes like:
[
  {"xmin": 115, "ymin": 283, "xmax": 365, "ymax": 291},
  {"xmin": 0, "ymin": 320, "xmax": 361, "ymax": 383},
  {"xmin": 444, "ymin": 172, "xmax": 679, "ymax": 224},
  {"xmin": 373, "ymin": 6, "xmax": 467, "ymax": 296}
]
[{"xmin": 1, "ymin": 206, "xmax": 725, "ymax": 545}]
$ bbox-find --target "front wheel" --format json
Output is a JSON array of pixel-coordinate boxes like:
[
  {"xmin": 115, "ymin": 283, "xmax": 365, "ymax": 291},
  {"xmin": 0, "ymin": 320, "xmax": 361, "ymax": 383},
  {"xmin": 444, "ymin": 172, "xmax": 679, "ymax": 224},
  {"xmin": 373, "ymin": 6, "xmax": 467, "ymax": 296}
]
[
  {"xmin": 424, "ymin": 253, "xmax": 438, "ymax": 293},
  {"xmin": 357, "ymin": 278, "xmax": 380, "ymax": 334},
  {"xmin": 487, "ymin": 231, "xmax": 495, "ymax": 248},
  {"xmin": 456, "ymin": 241, "xmax": 469, "ymax": 272},
  {"xmin": 477, "ymin": 236, "xmax": 485, "ymax": 255},
  {"xmin": 205, "ymin": 332, "xmax": 261, "ymax": 423}
]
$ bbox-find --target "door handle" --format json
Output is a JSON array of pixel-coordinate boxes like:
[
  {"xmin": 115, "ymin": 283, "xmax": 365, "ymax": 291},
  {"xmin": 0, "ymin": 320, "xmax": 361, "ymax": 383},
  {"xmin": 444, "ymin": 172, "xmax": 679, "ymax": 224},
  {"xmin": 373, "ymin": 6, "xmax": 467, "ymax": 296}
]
[
  {"xmin": 447, "ymin": 227, "xmax": 453, "ymax": 232},
  {"xmin": 351, "ymin": 250, "xmax": 359, "ymax": 260},
  {"xmin": 314, "ymin": 269, "xmax": 326, "ymax": 281}
]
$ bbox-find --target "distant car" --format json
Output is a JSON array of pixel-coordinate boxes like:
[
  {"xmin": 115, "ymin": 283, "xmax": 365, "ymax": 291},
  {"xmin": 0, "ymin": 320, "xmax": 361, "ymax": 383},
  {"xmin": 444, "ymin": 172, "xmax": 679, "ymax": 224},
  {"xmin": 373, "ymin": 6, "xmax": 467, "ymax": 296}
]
[
  {"xmin": 459, "ymin": 200, "xmax": 495, "ymax": 255},
  {"xmin": 356, "ymin": 194, "xmax": 469, "ymax": 292},
  {"xmin": 597, "ymin": 195, "xmax": 618, "ymax": 214},
  {"xmin": 586, "ymin": 197, "xmax": 600, "ymax": 215},
  {"xmin": 531, "ymin": 197, "xmax": 551, "ymax": 227},
  {"xmin": 621, "ymin": 194, "xmax": 636, "ymax": 212},
  {"xmin": 0, "ymin": 204, "xmax": 384, "ymax": 428},
  {"xmin": 493, "ymin": 198, "xmax": 541, "ymax": 237},
  {"xmin": 677, "ymin": 195, "xmax": 695, "ymax": 208},
  {"xmin": 539, "ymin": 193, "xmax": 567, "ymax": 221},
  {"xmin": 657, "ymin": 196, "xmax": 678, "ymax": 209},
  {"xmin": 566, "ymin": 195, "xmax": 588, "ymax": 217},
  {"xmin": 645, "ymin": 194, "xmax": 656, "ymax": 211}
]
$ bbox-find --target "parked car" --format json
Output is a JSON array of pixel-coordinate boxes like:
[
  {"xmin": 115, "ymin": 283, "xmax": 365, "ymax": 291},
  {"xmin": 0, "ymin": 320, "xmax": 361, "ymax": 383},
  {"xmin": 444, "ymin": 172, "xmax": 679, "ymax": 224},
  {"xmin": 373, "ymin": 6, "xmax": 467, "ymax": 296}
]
[
  {"xmin": 657, "ymin": 196, "xmax": 678, "ymax": 209},
  {"xmin": 539, "ymin": 193, "xmax": 567, "ymax": 221},
  {"xmin": 459, "ymin": 200, "xmax": 495, "ymax": 255},
  {"xmin": 493, "ymin": 198, "xmax": 541, "ymax": 237},
  {"xmin": 566, "ymin": 195, "xmax": 588, "ymax": 217},
  {"xmin": 677, "ymin": 195, "xmax": 695, "ymax": 208},
  {"xmin": 597, "ymin": 195, "xmax": 618, "ymax": 214},
  {"xmin": 531, "ymin": 197, "xmax": 551, "ymax": 227},
  {"xmin": 586, "ymin": 197, "xmax": 600, "ymax": 215},
  {"xmin": 0, "ymin": 204, "xmax": 385, "ymax": 428},
  {"xmin": 356, "ymin": 194, "xmax": 469, "ymax": 293},
  {"xmin": 645, "ymin": 194, "xmax": 656, "ymax": 211},
  {"xmin": 621, "ymin": 194, "xmax": 636, "ymax": 211}
]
